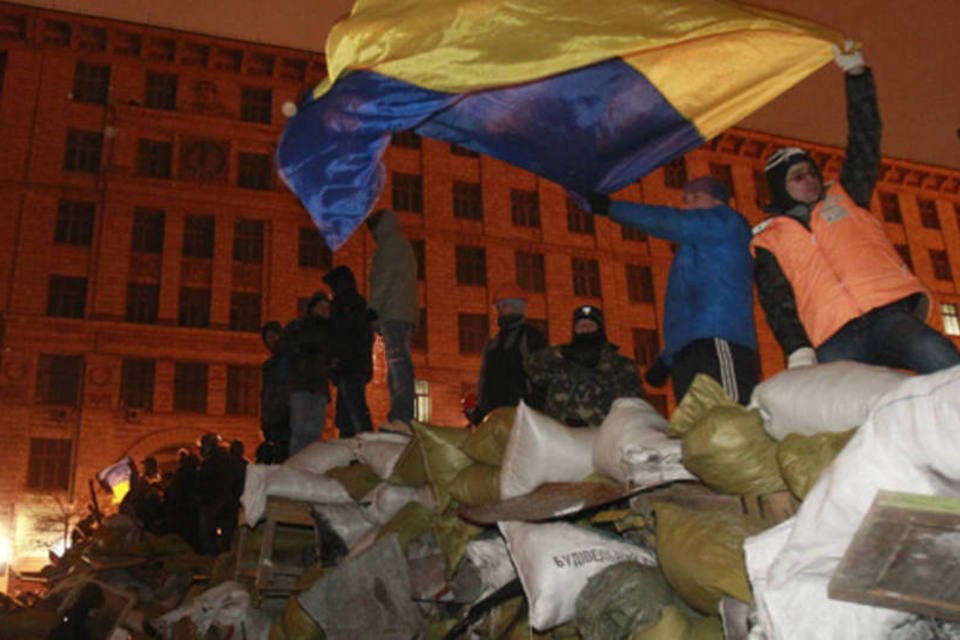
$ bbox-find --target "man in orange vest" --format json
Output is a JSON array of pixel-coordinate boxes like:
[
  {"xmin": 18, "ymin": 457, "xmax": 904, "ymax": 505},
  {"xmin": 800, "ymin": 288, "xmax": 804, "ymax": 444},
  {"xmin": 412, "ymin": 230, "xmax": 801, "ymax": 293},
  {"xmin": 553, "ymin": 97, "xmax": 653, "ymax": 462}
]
[{"xmin": 752, "ymin": 43, "xmax": 960, "ymax": 374}]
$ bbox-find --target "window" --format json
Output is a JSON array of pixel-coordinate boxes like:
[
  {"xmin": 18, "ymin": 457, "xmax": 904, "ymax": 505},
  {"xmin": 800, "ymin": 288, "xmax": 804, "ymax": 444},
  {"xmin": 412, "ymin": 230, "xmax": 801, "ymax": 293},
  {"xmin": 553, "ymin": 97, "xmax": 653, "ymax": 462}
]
[
  {"xmin": 754, "ymin": 169, "xmax": 772, "ymax": 209},
  {"xmin": 412, "ymin": 308, "xmax": 428, "ymax": 351},
  {"xmin": 0, "ymin": 14, "xmax": 27, "ymax": 41},
  {"xmin": 632, "ymin": 328, "xmax": 660, "ymax": 369},
  {"xmin": 64, "ymin": 129, "xmax": 103, "ymax": 173},
  {"xmin": 178, "ymin": 287, "xmax": 211, "ymax": 327},
  {"xmin": 212, "ymin": 46, "xmax": 242, "ymax": 72},
  {"xmin": 27, "ymin": 438, "xmax": 72, "ymax": 491},
  {"xmin": 131, "ymin": 208, "xmax": 165, "ymax": 253},
  {"xmin": 572, "ymin": 258, "xmax": 601, "ymax": 297},
  {"xmin": 42, "ymin": 20, "xmax": 71, "ymax": 46},
  {"xmin": 566, "ymin": 197, "xmax": 595, "ymax": 235},
  {"xmin": 145, "ymin": 72, "xmax": 177, "ymax": 110},
  {"xmin": 527, "ymin": 317, "xmax": 549, "ymax": 340},
  {"xmin": 230, "ymin": 292, "xmax": 262, "ymax": 332},
  {"xmin": 227, "ymin": 366, "xmax": 260, "ymax": 415},
  {"xmin": 136, "ymin": 139, "xmax": 172, "ymax": 179},
  {"xmin": 35, "ymin": 354, "xmax": 83, "ymax": 405},
  {"xmin": 515, "ymin": 251, "xmax": 545, "ymax": 292},
  {"xmin": 233, "ymin": 218, "xmax": 264, "ymax": 263},
  {"xmin": 414, "ymin": 380, "xmax": 431, "ymax": 423},
  {"xmin": 626, "ymin": 264, "xmax": 655, "ymax": 303},
  {"xmin": 411, "ymin": 239, "xmax": 426, "ymax": 280},
  {"xmin": 181, "ymin": 42, "xmax": 210, "ymax": 67},
  {"xmin": 392, "ymin": 172, "xmax": 423, "ymax": 213},
  {"xmin": 510, "ymin": 189, "xmax": 540, "ymax": 228},
  {"xmin": 391, "ymin": 130, "xmax": 421, "ymax": 149},
  {"xmin": 453, "ymin": 181, "xmax": 483, "ymax": 221},
  {"xmin": 709, "ymin": 162, "xmax": 735, "ymax": 199},
  {"xmin": 183, "ymin": 214, "xmax": 215, "ymax": 258},
  {"xmin": 879, "ymin": 192, "xmax": 902, "ymax": 223},
  {"xmin": 298, "ymin": 227, "xmax": 332, "ymax": 269},
  {"xmin": 930, "ymin": 250, "xmax": 953, "ymax": 281},
  {"xmin": 174, "ymin": 362, "xmax": 208, "ymax": 412},
  {"xmin": 918, "ymin": 198, "xmax": 940, "ymax": 229},
  {"xmin": 47, "ymin": 276, "xmax": 87, "ymax": 318},
  {"xmin": 455, "ymin": 245, "xmax": 486, "ymax": 286},
  {"xmin": 240, "ymin": 87, "xmax": 272, "ymax": 124},
  {"xmin": 458, "ymin": 313, "xmax": 489, "ymax": 355},
  {"xmin": 120, "ymin": 358, "xmax": 155, "ymax": 409},
  {"xmin": 894, "ymin": 244, "xmax": 913, "ymax": 270},
  {"xmin": 113, "ymin": 32, "xmax": 141, "ymax": 57},
  {"xmin": 450, "ymin": 143, "xmax": 479, "ymax": 157},
  {"xmin": 72, "ymin": 62, "xmax": 110, "ymax": 104},
  {"xmin": 663, "ymin": 157, "xmax": 687, "ymax": 189},
  {"xmin": 126, "ymin": 283, "xmax": 159, "ymax": 323},
  {"xmin": 237, "ymin": 152, "xmax": 273, "ymax": 190},
  {"xmin": 621, "ymin": 225, "xmax": 648, "ymax": 242},
  {"xmin": 55, "ymin": 200, "xmax": 95, "ymax": 246},
  {"xmin": 942, "ymin": 303, "xmax": 960, "ymax": 337},
  {"xmin": 0, "ymin": 51, "xmax": 6, "ymax": 96},
  {"xmin": 247, "ymin": 53, "xmax": 275, "ymax": 76},
  {"xmin": 77, "ymin": 25, "xmax": 106, "ymax": 52}
]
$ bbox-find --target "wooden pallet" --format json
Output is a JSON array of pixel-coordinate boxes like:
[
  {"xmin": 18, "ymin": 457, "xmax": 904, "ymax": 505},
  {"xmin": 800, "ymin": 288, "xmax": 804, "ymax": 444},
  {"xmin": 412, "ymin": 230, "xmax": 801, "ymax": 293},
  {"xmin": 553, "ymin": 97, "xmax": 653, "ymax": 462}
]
[{"xmin": 829, "ymin": 490, "xmax": 960, "ymax": 621}]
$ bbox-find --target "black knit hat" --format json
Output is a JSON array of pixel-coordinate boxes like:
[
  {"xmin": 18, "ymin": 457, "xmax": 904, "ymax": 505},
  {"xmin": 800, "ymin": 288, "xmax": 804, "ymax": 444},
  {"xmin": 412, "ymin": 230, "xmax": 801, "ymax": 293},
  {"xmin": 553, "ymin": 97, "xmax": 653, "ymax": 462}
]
[{"xmin": 764, "ymin": 146, "xmax": 822, "ymax": 212}]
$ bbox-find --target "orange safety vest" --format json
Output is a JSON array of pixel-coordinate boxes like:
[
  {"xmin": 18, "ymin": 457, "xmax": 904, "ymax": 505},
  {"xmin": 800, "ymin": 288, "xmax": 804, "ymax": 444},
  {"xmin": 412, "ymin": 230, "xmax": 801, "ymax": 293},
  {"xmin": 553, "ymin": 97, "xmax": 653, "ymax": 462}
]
[{"xmin": 751, "ymin": 183, "xmax": 929, "ymax": 347}]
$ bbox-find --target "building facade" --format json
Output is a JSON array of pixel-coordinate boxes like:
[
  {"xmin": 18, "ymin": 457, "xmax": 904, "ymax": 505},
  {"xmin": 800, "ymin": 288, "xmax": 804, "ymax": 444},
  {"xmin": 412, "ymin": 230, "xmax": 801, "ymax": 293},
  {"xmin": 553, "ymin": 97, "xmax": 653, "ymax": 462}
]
[{"xmin": 1, "ymin": 3, "xmax": 959, "ymax": 568}]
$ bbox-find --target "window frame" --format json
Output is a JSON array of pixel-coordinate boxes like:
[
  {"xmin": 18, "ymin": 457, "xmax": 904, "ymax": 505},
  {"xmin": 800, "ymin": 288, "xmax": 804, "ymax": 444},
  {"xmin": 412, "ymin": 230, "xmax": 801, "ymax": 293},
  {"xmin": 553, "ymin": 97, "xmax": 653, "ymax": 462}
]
[{"xmin": 571, "ymin": 257, "xmax": 601, "ymax": 298}]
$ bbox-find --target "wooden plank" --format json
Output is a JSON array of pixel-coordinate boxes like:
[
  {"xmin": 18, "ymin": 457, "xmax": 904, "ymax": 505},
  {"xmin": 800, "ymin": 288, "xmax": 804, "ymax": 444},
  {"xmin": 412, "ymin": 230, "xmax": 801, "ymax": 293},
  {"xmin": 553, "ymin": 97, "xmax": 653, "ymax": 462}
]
[
  {"xmin": 458, "ymin": 481, "xmax": 645, "ymax": 525},
  {"xmin": 829, "ymin": 491, "xmax": 960, "ymax": 621}
]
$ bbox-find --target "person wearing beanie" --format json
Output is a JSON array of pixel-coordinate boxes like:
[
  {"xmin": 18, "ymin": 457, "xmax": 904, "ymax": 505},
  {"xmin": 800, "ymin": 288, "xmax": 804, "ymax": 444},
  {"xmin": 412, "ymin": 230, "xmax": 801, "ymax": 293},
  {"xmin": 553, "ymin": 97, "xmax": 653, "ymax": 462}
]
[
  {"xmin": 586, "ymin": 175, "xmax": 758, "ymax": 404},
  {"xmin": 259, "ymin": 320, "xmax": 292, "ymax": 461},
  {"xmin": 466, "ymin": 284, "xmax": 548, "ymax": 425},
  {"xmin": 752, "ymin": 42, "xmax": 960, "ymax": 374},
  {"xmin": 524, "ymin": 305, "xmax": 643, "ymax": 427},
  {"xmin": 285, "ymin": 290, "xmax": 332, "ymax": 454}
]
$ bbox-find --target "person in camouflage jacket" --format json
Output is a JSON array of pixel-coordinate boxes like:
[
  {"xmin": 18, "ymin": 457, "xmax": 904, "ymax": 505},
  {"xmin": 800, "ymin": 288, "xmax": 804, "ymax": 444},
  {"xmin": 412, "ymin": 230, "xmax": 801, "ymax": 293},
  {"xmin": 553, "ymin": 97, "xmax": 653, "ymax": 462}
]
[{"xmin": 524, "ymin": 305, "xmax": 643, "ymax": 427}]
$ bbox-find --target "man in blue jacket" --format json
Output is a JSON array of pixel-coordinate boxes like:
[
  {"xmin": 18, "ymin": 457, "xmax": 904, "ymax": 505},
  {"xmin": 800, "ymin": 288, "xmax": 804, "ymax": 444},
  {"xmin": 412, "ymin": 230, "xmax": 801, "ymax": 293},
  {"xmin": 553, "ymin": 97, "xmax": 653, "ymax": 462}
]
[{"xmin": 588, "ymin": 177, "xmax": 759, "ymax": 404}]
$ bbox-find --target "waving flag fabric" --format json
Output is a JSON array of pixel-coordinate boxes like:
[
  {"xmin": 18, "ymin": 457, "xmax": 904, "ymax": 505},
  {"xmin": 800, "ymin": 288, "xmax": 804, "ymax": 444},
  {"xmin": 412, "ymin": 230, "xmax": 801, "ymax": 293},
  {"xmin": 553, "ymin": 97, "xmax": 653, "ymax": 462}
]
[{"xmin": 278, "ymin": 0, "xmax": 842, "ymax": 250}]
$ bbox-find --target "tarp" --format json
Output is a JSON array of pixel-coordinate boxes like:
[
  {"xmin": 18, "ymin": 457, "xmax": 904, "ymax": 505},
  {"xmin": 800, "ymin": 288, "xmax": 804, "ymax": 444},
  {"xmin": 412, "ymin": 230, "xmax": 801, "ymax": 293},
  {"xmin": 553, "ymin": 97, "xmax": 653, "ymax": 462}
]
[{"xmin": 278, "ymin": 0, "xmax": 841, "ymax": 249}]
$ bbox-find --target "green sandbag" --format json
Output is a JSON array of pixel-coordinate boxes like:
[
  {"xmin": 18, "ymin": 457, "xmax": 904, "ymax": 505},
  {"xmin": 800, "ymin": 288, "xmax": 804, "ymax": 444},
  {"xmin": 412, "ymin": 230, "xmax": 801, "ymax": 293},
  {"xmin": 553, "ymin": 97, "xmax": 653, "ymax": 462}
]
[
  {"xmin": 575, "ymin": 561, "xmax": 680, "ymax": 640},
  {"xmin": 681, "ymin": 405, "xmax": 787, "ymax": 495},
  {"xmin": 412, "ymin": 422, "xmax": 473, "ymax": 512},
  {"xmin": 633, "ymin": 606, "xmax": 723, "ymax": 640},
  {"xmin": 388, "ymin": 435, "xmax": 428, "ymax": 487},
  {"xmin": 269, "ymin": 597, "xmax": 325, "ymax": 640},
  {"xmin": 325, "ymin": 463, "xmax": 381, "ymax": 501},
  {"xmin": 448, "ymin": 462, "xmax": 501, "ymax": 506},
  {"xmin": 460, "ymin": 406, "xmax": 516, "ymax": 465},
  {"xmin": 376, "ymin": 501, "xmax": 435, "ymax": 551},
  {"xmin": 433, "ymin": 503, "xmax": 482, "ymax": 574},
  {"xmin": 777, "ymin": 428, "xmax": 856, "ymax": 499},
  {"xmin": 668, "ymin": 374, "xmax": 736, "ymax": 438},
  {"xmin": 655, "ymin": 502, "xmax": 767, "ymax": 614}
]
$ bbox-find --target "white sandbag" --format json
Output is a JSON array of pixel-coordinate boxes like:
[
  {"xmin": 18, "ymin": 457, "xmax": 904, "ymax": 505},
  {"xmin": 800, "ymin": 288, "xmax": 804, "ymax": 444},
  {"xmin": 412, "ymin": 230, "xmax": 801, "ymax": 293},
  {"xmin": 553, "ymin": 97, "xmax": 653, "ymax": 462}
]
[
  {"xmin": 359, "ymin": 483, "xmax": 435, "ymax": 526},
  {"xmin": 500, "ymin": 521, "xmax": 657, "ymax": 631},
  {"xmin": 284, "ymin": 440, "xmax": 356, "ymax": 474},
  {"xmin": 241, "ymin": 464, "xmax": 353, "ymax": 526},
  {"xmin": 312, "ymin": 502, "xmax": 377, "ymax": 549},
  {"xmin": 746, "ymin": 364, "xmax": 960, "ymax": 640},
  {"xmin": 500, "ymin": 401, "xmax": 598, "ymax": 499},
  {"xmin": 463, "ymin": 537, "xmax": 517, "ymax": 601},
  {"xmin": 749, "ymin": 361, "xmax": 907, "ymax": 440},
  {"xmin": 152, "ymin": 581, "xmax": 254, "ymax": 637},
  {"xmin": 593, "ymin": 398, "xmax": 696, "ymax": 486},
  {"xmin": 352, "ymin": 431, "xmax": 411, "ymax": 479}
]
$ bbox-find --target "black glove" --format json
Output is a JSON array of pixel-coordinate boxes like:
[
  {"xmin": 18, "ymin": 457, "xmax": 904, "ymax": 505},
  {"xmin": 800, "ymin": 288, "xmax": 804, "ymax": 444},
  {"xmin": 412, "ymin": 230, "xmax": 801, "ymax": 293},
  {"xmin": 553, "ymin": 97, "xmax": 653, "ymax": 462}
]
[
  {"xmin": 587, "ymin": 192, "xmax": 611, "ymax": 216},
  {"xmin": 644, "ymin": 355, "xmax": 671, "ymax": 388}
]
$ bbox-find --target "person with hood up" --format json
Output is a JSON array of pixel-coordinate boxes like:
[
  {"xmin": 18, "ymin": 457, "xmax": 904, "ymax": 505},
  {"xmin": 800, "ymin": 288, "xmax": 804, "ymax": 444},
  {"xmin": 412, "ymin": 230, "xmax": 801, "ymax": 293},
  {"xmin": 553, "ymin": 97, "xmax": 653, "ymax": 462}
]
[
  {"xmin": 467, "ymin": 283, "xmax": 548, "ymax": 425},
  {"xmin": 259, "ymin": 320, "xmax": 291, "ymax": 461},
  {"xmin": 752, "ymin": 42, "xmax": 960, "ymax": 373},
  {"xmin": 323, "ymin": 265, "xmax": 375, "ymax": 437},
  {"xmin": 286, "ymin": 291, "xmax": 332, "ymax": 454},
  {"xmin": 195, "ymin": 432, "xmax": 232, "ymax": 554},
  {"xmin": 524, "ymin": 305, "xmax": 643, "ymax": 427},
  {"xmin": 587, "ymin": 176, "xmax": 759, "ymax": 404},
  {"xmin": 366, "ymin": 208, "xmax": 419, "ymax": 431}
]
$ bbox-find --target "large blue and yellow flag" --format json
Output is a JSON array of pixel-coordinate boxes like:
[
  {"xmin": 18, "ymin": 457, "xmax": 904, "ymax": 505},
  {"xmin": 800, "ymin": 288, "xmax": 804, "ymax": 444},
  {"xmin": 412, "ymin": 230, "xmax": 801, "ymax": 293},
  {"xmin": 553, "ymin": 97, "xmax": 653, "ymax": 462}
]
[{"xmin": 278, "ymin": 0, "xmax": 842, "ymax": 249}]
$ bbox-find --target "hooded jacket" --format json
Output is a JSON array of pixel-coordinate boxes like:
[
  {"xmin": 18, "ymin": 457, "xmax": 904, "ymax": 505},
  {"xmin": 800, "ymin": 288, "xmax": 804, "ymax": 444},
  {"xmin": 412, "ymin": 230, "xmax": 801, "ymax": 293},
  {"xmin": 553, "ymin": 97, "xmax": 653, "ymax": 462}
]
[
  {"xmin": 472, "ymin": 316, "xmax": 548, "ymax": 422},
  {"xmin": 368, "ymin": 209, "xmax": 419, "ymax": 325},
  {"xmin": 323, "ymin": 266, "xmax": 375, "ymax": 379}
]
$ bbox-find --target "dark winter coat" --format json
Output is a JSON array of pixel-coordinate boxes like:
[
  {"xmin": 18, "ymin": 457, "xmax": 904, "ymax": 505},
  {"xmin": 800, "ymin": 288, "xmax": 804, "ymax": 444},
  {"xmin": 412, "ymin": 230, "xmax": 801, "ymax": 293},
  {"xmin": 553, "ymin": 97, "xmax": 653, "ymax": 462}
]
[
  {"xmin": 323, "ymin": 266, "xmax": 375, "ymax": 380},
  {"xmin": 286, "ymin": 310, "xmax": 330, "ymax": 395},
  {"xmin": 471, "ymin": 317, "xmax": 547, "ymax": 423},
  {"xmin": 260, "ymin": 324, "xmax": 292, "ymax": 433}
]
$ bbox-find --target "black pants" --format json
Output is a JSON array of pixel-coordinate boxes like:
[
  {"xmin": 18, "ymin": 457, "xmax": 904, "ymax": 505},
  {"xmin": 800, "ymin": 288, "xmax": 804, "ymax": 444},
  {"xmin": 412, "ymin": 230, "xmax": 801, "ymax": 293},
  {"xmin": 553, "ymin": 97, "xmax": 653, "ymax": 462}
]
[
  {"xmin": 334, "ymin": 372, "xmax": 373, "ymax": 438},
  {"xmin": 670, "ymin": 338, "xmax": 759, "ymax": 405}
]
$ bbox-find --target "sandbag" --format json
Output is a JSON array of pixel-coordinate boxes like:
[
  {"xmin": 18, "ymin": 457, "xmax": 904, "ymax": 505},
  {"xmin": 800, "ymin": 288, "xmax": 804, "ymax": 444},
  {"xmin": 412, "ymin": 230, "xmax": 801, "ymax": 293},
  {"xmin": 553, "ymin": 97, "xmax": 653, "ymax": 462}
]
[
  {"xmin": 324, "ymin": 463, "xmax": 381, "ymax": 501},
  {"xmin": 462, "ymin": 537, "xmax": 518, "ymax": 601},
  {"xmin": 448, "ymin": 462, "xmax": 501, "ymax": 506},
  {"xmin": 270, "ymin": 597, "xmax": 323, "ymax": 640},
  {"xmin": 634, "ymin": 606, "xmax": 723, "ymax": 640},
  {"xmin": 574, "ymin": 561, "xmax": 678, "ymax": 640},
  {"xmin": 284, "ymin": 440, "xmax": 355, "ymax": 474},
  {"xmin": 681, "ymin": 405, "xmax": 786, "ymax": 495},
  {"xmin": 352, "ymin": 431, "xmax": 411, "ymax": 479},
  {"xmin": 241, "ymin": 464, "xmax": 353, "ymax": 526},
  {"xmin": 500, "ymin": 401, "xmax": 598, "ymax": 499},
  {"xmin": 500, "ymin": 520, "xmax": 656, "ymax": 631},
  {"xmin": 387, "ymin": 434, "xmax": 428, "ymax": 487},
  {"xmin": 360, "ymin": 482, "xmax": 434, "ymax": 525},
  {"xmin": 594, "ymin": 398, "xmax": 695, "ymax": 486},
  {"xmin": 655, "ymin": 502, "xmax": 767, "ymax": 614},
  {"xmin": 668, "ymin": 374, "xmax": 736, "ymax": 438},
  {"xmin": 412, "ymin": 422, "xmax": 473, "ymax": 511},
  {"xmin": 776, "ymin": 429, "xmax": 856, "ymax": 500},
  {"xmin": 433, "ymin": 504, "xmax": 483, "ymax": 574},
  {"xmin": 749, "ymin": 361, "xmax": 907, "ymax": 440},
  {"xmin": 460, "ymin": 406, "xmax": 516, "ymax": 466},
  {"xmin": 375, "ymin": 501, "xmax": 435, "ymax": 551},
  {"xmin": 311, "ymin": 502, "xmax": 376, "ymax": 549}
]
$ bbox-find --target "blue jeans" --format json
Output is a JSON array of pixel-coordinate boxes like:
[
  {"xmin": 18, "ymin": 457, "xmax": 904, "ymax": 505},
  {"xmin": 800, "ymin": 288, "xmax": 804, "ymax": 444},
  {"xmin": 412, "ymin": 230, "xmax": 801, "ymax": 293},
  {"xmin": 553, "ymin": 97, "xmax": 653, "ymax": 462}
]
[
  {"xmin": 334, "ymin": 373, "xmax": 373, "ymax": 438},
  {"xmin": 289, "ymin": 390, "xmax": 328, "ymax": 455},
  {"xmin": 817, "ymin": 302, "xmax": 960, "ymax": 374},
  {"xmin": 381, "ymin": 320, "xmax": 415, "ymax": 423}
]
